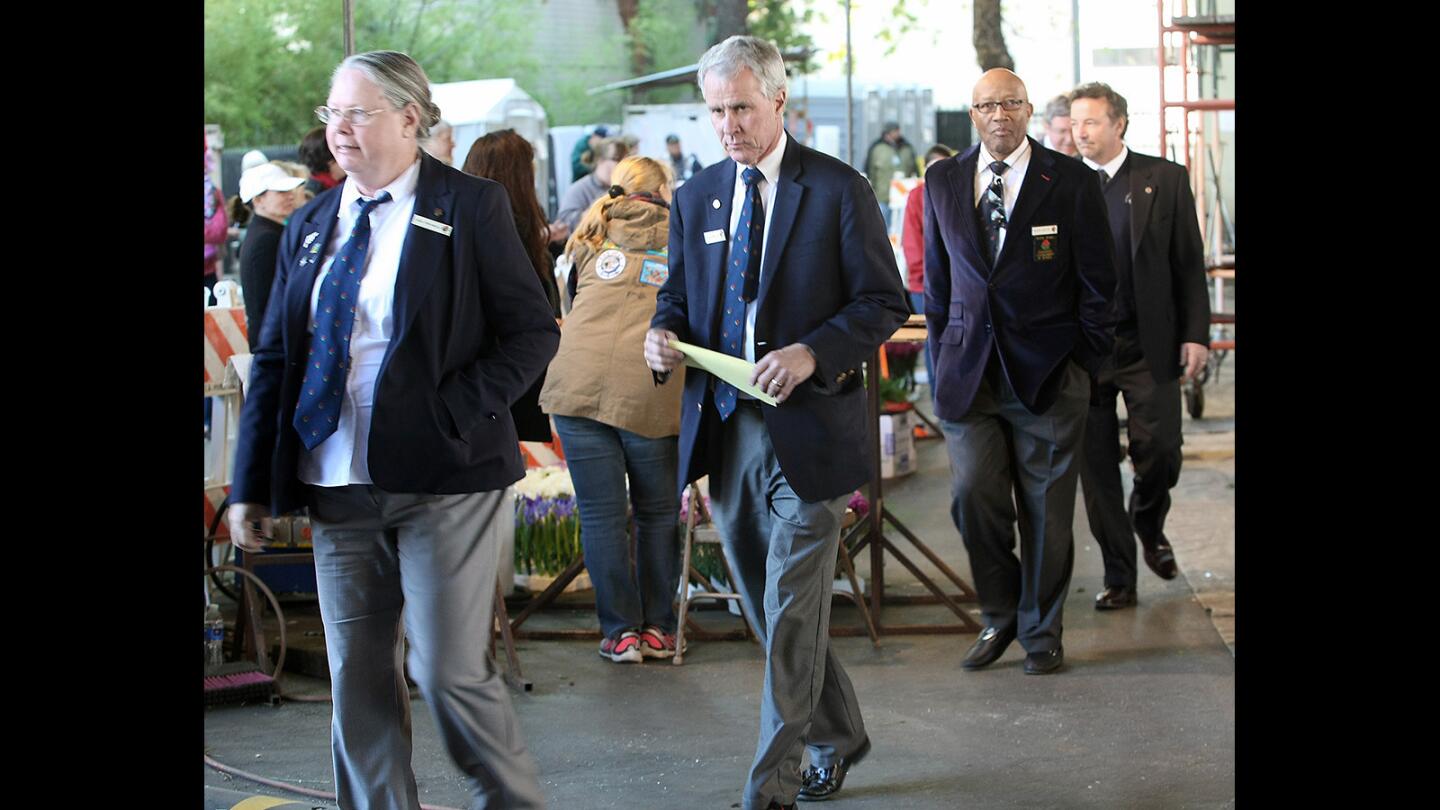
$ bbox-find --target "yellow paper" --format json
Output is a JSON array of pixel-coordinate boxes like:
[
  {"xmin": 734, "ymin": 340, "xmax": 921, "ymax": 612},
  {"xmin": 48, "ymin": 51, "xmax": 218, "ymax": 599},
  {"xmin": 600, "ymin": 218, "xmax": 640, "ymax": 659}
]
[{"xmin": 669, "ymin": 339, "xmax": 778, "ymax": 406}]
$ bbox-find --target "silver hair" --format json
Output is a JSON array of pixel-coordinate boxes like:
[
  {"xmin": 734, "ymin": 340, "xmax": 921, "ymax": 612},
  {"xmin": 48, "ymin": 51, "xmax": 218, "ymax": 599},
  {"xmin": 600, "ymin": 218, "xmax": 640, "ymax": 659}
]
[
  {"xmin": 696, "ymin": 35, "xmax": 788, "ymax": 100},
  {"xmin": 1043, "ymin": 94, "xmax": 1071, "ymax": 125},
  {"xmin": 333, "ymin": 50, "xmax": 443, "ymax": 139}
]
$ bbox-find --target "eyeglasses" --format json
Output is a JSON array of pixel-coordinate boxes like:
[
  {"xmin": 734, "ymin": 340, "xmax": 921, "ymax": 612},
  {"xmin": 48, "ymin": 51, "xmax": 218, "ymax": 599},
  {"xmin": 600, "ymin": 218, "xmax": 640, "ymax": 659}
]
[
  {"xmin": 973, "ymin": 99, "xmax": 1029, "ymax": 114},
  {"xmin": 314, "ymin": 106, "xmax": 390, "ymax": 126}
]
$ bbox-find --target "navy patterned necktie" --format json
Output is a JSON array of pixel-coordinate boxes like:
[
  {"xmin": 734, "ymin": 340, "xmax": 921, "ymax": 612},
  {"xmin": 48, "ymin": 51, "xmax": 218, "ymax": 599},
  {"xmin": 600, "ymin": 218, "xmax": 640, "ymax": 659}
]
[
  {"xmin": 979, "ymin": 160, "xmax": 1008, "ymax": 264},
  {"xmin": 293, "ymin": 191, "xmax": 392, "ymax": 450},
  {"xmin": 714, "ymin": 165, "xmax": 765, "ymax": 421},
  {"xmin": 1097, "ymin": 168, "xmax": 1110, "ymax": 187}
]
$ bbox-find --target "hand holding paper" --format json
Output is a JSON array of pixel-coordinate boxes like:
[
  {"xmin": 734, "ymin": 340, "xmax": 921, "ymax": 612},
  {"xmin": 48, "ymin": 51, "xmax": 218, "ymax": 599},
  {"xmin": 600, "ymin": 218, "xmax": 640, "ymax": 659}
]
[{"xmin": 668, "ymin": 339, "xmax": 779, "ymax": 406}]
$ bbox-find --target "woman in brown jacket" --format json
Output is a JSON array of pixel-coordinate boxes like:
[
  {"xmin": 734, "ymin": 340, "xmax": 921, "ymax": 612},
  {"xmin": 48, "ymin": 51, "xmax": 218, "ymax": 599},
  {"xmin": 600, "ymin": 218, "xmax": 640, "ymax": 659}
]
[{"xmin": 539, "ymin": 156, "xmax": 686, "ymax": 663}]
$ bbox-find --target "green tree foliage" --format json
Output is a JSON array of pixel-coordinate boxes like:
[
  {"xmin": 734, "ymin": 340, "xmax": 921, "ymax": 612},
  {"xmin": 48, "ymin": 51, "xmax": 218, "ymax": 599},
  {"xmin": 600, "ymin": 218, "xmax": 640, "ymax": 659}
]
[
  {"xmin": 205, "ymin": 0, "xmax": 541, "ymax": 147},
  {"xmin": 748, "ymin": 0, "xmax": 817, "ymax": 73}
]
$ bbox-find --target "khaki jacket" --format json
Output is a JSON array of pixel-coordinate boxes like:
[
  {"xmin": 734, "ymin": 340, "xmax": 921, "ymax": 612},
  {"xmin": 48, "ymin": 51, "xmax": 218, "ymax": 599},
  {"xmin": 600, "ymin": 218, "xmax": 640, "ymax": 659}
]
[{"xmin": 539, "ymin": 199, "xmax": 684, "ymax": 437}]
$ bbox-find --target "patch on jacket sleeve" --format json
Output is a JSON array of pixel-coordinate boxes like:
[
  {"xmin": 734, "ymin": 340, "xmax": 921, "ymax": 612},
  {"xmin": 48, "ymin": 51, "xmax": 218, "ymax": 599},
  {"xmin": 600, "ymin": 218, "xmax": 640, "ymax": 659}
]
[{"xmin": 639, "ymin": 259, "xmax": 669, "ymax": 287}]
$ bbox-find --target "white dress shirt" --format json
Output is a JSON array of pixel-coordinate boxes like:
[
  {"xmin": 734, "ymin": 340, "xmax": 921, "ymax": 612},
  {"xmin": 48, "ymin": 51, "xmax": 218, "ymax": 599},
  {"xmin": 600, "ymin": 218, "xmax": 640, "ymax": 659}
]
[
  {"xmin": 973, "ymin": 137, "xmax": 1032, "ymax": 258},
  {"xmin": 1082, "ymin": 144, "xmax": 1130, "ymax": 183},
  {"xmin": 299, "ymin": 158, "xmax": 421, "ymax": 487},
  {"xmin": 726, "ymin": 130, "xmax": 789, "ymax": 366}
]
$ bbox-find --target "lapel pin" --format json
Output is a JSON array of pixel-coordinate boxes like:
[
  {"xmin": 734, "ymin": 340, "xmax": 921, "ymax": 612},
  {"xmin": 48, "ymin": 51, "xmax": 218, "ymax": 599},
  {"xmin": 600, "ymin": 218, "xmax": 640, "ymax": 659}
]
[
  {"xmin": 1144, "ymin": 187, "xmax": 1152, "ymax": 194},
  {"xmin": 712, "ymin": 198, "xmax": 721, "ymax": 210},
  {"xmin": 433, "ymin": 207, "xmax": 444, "ymax": 217},
  {"xmin": 1040, "ymin": 173, "xmax": 1051, "ymax": 181}
]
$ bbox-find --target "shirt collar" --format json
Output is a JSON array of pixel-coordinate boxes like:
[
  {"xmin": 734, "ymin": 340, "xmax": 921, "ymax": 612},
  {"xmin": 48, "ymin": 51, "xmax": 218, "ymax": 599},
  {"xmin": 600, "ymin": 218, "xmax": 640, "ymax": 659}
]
[
  {"xmin": 739, "ymin": 129, "xmax": 788, "ymax": 185},
  {"xmin": 1083, "ymin": 144, "xmax": 1129, "ymax": 178},
  {"xmin": 339, "ymin": 157, "xmax": 422, "ymax": 212},
  {"xmin": 978, "ymin": 136, "xmax": 1031, "ymax": 173}
]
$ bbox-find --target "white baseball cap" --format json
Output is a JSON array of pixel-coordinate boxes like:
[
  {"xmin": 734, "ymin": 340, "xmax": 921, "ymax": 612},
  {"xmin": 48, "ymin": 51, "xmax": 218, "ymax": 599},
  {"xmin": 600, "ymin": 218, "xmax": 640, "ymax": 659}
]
[{"xmin": 240, "ymin": 163, "xmax": 304, "ymax": 203}]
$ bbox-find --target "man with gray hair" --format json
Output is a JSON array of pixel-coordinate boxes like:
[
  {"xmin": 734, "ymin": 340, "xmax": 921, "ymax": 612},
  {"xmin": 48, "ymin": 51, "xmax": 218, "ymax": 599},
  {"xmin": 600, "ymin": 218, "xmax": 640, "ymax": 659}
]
[
  {"xmin": 228, "ymin": 50, "xmax": 556, "ymax": 809},
  {"xmin": 1041, "ymin": 94, "xmax": 1078, "ymax": 157},
  {"xmin": 645, "ymin": 34, "xmax": 909, "ymax": 810}
]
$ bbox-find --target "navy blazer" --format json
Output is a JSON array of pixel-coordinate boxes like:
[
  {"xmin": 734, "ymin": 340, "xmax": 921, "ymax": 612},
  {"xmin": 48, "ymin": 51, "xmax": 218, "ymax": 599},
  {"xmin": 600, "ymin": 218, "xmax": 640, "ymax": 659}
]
[
  {"xmin": 1115, "ymin": 151, "xmax": 1211, "ymax": 383},
  {"xmin": 924, "ymin": 137, "xmax": 1116, "ymax": 420},
  {"xmin": 231, "ymin": 153, "xmax": 561, "ymax": 515},
  {"xmin": 651, "ymin": 135, "xmax": 910, "ymax": 503}
]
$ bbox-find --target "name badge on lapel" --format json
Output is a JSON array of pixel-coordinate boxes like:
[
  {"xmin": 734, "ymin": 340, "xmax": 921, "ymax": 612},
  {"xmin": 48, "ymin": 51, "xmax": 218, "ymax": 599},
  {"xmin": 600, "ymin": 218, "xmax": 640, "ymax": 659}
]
[
  {"xmin": 1032, "ymin": 225, "xmax": 1058, "ymax": 262},
  {"xmin": 412, "ymin": 214, "xmax": 453, "ymax": 237},
  {"xmin": 703, "ymin": 229, "xmax": 726, "ymax": 244}
]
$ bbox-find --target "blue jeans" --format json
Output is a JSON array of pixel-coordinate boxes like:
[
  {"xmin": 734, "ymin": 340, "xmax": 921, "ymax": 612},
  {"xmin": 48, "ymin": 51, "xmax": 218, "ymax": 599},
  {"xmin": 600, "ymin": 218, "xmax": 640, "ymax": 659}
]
[
  {"xmin": 552, "ymin": 415, "xmax": 681, "ymax": 637},
  {"xmin": 908, "ymin": 291, "xmax": 934, "ymax": 392}
]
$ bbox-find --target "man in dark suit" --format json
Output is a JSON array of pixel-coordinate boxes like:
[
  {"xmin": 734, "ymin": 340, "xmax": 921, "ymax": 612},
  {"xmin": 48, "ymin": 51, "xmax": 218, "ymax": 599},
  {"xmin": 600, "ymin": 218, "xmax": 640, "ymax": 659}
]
[
  {"xmin": 924, "ymin": 68, "xmax": 1116, "ymax": 676},
  {"xmin": 227, "ymin": 51, "xmax": 557, "ymax": 809},
  {"xmin": 1069, "ymin": 82, "xmax": 1211, "ymax": 610},
  {"xmin": 644, "ymin": 35, "xmax": 908, "ymax": 810}
]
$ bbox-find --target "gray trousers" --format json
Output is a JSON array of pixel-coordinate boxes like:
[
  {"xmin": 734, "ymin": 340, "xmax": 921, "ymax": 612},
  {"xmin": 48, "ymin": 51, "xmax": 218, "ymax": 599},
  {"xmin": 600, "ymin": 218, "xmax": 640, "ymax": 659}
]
[
  {"xmin": 1079, "ymin": 334, "xmax": 1184, "ymax": 588},
  {"xmin": 940, "ymin": 359, "xmax": 1089, "ymax": 652},
  {"xmin": 308, "ymin": 485, "xmax": 544, "ymax": 810},
  {"xmin": 708, "ymin": 404, "xmax": 868, "ymax": 810}
]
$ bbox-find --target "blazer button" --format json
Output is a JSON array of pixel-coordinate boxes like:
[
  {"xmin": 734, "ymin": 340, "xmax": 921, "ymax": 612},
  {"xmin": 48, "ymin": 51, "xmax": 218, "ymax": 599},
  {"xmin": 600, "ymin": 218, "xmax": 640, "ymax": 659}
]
[{"xmin": 985, "ymin": 323, "xmax": 992, "ymax": 332}]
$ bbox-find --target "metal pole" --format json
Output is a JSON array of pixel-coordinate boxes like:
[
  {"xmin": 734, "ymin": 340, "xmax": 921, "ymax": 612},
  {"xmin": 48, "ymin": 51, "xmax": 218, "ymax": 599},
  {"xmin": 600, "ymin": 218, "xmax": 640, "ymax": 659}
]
[
  {"xmin": 1071, "ymin": 0, "xmax": 1081, "ymax": 86},
  {"xmin": 845, "ymin": 0, "xmax": 853, "ymax": 167},
  {"xmin": 343, "ymin": 0, "xmax": 356, "ymax": 57}
]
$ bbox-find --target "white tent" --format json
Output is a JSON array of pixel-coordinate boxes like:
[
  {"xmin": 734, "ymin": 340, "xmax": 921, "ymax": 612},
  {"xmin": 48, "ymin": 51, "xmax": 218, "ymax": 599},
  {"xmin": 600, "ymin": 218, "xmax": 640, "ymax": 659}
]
[{"xmin": 429, "ymin": 79, "xmax": 549, "ymax": 204}]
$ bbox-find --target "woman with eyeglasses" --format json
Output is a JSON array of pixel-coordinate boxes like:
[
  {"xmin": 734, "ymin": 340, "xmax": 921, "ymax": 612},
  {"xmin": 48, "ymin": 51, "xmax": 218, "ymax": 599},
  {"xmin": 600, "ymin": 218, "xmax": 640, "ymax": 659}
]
[
  {"xmin": 538, "ymin": 155, "xmax": 687, "ymax": 663},
  {"xmin": 228, "ymin": 51, "xmax": 554, "ymax": 808}
]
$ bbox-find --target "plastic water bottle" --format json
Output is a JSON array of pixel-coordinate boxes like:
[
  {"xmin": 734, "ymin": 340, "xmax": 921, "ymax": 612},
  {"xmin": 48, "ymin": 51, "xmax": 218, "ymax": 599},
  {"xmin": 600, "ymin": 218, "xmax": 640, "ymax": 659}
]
[{"xmin": 204, "ymin": 603, "xmax": 225, "ymax": 667}]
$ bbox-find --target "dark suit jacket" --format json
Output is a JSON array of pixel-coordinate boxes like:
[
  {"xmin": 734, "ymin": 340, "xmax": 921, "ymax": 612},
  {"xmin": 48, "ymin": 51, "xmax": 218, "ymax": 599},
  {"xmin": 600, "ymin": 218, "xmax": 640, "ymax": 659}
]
[
  {"xmin": 232, "ymin": 153, "xmax": 561, "ymax": 515},
  {"xmin": 651, "ymin": 135, "xmax": 910, "ymax": 503},
  {"xmin": 924, "ymin": 137, "xmax": 1116, "ymax": 420},
  {"xmin": 1115, "ymin": 150, "xmax": 1211, "ymax": 382}
]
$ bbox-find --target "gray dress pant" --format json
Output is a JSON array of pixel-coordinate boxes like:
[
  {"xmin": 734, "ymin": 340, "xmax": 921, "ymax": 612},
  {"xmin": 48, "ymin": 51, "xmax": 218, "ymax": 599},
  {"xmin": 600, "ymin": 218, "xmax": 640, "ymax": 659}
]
[
  {"xmin": 308, "ymin": 485, "xmax": 545, "ymax": 810},
  {"xmin": 1078, "ymin": 334, "xmax": 1184, "ymax": 588},
  {"xmin": 708, "ymin": 403, "xmax": 868, "ymax": 810},
  {"xmin": 940, "ymin": 358, "xmax": 1089, "ymax": 652}
]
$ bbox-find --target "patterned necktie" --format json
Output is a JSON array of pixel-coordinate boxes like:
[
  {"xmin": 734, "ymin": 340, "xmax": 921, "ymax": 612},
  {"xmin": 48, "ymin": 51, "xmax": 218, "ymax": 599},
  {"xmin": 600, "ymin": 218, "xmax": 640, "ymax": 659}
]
[
  {"xmin": 979, "ymin": 160, "xmax": 1008, "ymax": 264},
  {"xmin": 1097, "ymin": 168, "xmax": 1110, "ymax": 187},
  {"xmin": 293, "ymin": 191, "xmax": 392, "ymax": 450},
  {"xmin": 714, "ymin": 165, "xmax": 765, "ymax": 421}
]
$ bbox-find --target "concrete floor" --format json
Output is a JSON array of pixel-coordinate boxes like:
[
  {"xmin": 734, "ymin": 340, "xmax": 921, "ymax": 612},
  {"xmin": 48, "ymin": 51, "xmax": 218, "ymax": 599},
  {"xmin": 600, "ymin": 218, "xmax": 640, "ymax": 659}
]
[{"xmin": 204, "ymin": 355, "xmax": 1235, "ymax": 809}]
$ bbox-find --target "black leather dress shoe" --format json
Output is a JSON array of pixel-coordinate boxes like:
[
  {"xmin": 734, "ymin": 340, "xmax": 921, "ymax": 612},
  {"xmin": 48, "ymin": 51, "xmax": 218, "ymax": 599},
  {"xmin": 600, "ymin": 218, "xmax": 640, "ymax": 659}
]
[
  {"xmin": 1023, "ymin": 647, "xmax": 1064, "ymax": 675},
  {"xmin": 1094, "ymin": 585, "xmax": 1137, "ymax": 610},
  {"xmin": 1142, "ymin": 541, "xmax": 1179, "ymax": 580},
  {"xmin": 961, "ymin": 625, "xmax": 1016, "ymax": 670},
  {"xmin": 797, "ymin": 736, "xmax": 871, "ymax": 801}
]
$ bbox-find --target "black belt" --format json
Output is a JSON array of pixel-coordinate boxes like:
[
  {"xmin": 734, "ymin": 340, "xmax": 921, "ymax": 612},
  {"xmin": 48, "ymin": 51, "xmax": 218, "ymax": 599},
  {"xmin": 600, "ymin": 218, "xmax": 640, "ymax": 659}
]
[{"xmin": 734, "ymin": 397, "xmax": 764, "ymax": 410}]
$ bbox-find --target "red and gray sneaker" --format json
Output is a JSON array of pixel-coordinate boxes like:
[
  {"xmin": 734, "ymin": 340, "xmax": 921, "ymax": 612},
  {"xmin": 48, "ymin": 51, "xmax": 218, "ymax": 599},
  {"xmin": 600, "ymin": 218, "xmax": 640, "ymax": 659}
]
[
  {"xmin": 599, "ymin": 629, "xmax": 643, "ymax": 663},
  {"xmin": 638, "ymin": 625, "xmax": 685, "ymax": 659}
]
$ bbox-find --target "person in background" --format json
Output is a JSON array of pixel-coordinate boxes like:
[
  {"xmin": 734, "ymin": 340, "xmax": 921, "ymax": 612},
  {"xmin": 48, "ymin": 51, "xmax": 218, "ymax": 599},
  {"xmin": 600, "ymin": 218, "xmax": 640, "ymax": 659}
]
[
  {"xmin": 204, "ymin": 134, "xmax": 228, "ymax": 298},
  {"xmin": 570, "ymin": 124, "xmax": 610, "ymax": 181},
  {"xmin": 665, "ymin": 133, "xmax": 703, "ymax": 184},
  {"xmin": 227, "ymin": 50, "xmax": 555, "ymax": 808},
  {"xmin": 1069, "ymin": 81, "xmax": 1210, "ymax": 610},
  {"xmin": 864, "ymin": 121, "xmax": 917, "ymax": 230},
  {"xmin": 461, "ymin": 127, "xmax": 563, "ymax": 445},
  {"xmin": 925, "ymin": 68, "xmax": 1115, "ymax": 677},
  {"xmin": 298, "ymin": 125, "xmax": 345, "ymax": 197},
  {"xmin": 236, "ymin": 162, "xmax": 305, "ymax": 350},
  {"xmin": 556, "ymin": 137, "xmax": 629, "ymax": 232},
  {"xmin": 900, "ymin": 143, "xmax": 957, "ymax": 391},
  {"xmin": 540, "ymin": 156, "xmax": 684, "ymax": 664},
  {"xmin": 1041, "ymin": 94, "xmax": 1079, "ymax": 157},
  {"xmin": 421, "ymin": 118, "xmax": 454, "ymax": 165}
]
